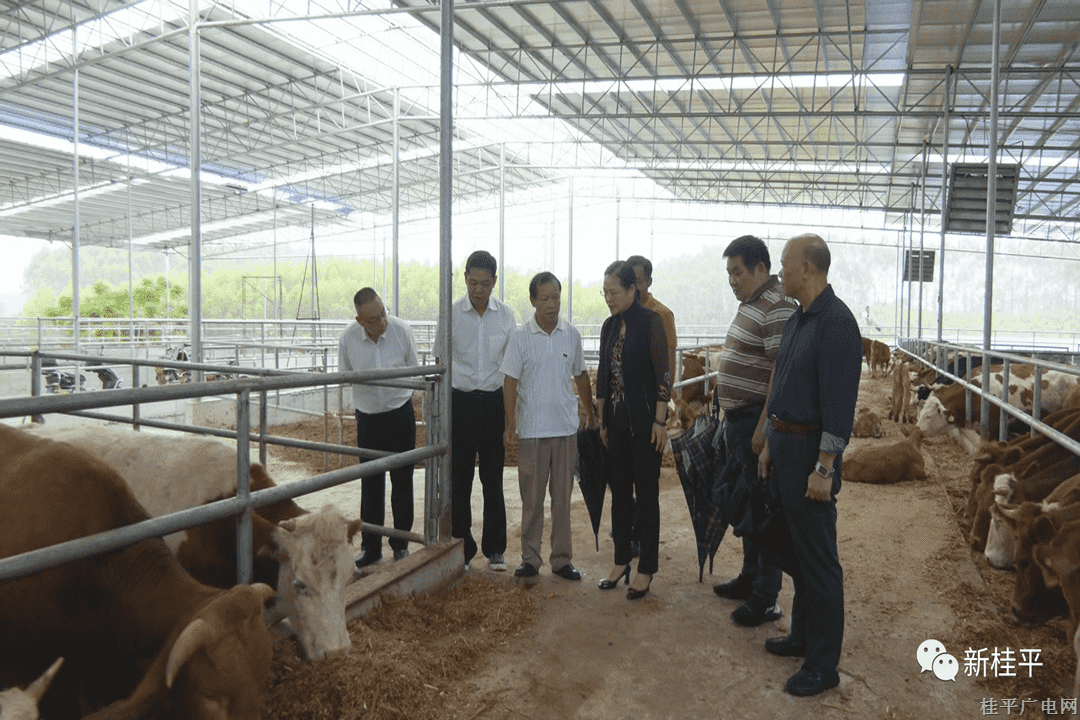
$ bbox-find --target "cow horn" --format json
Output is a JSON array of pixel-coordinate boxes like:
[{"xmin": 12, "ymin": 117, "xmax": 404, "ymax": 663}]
[
  {"xmin": 165, "ymin": 619, "xmax": 216, "ymax": 689},
  {"xmin": 26, "ymin": 656, "xmax": 64, "ymax": 703},
  {"xmin": 278, "ymin": 518, "xmax": 298, "ymax": 532}
]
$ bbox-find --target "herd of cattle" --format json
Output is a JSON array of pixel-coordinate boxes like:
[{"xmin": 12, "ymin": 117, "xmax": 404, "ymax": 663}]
[
  {"xmin": 0, "ymin": 424, "xmax": 364, "ymax": 720},
  {"xmin": 5, "ymin": 339, "xmax": 1080, "ymax": 717}
]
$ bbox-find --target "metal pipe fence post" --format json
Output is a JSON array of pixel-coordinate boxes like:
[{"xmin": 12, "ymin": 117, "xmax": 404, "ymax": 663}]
[
  {"xmin": 30, "ymin": 351, "xmax": 42, "ymax": 424},
  {"xmin": 1032, "ymin": 366, "xmax": 1043, "ymax": 437},
  {"xmin": 235, "ymin": 388, "xmax": 252, "ymax": 585},
  {"xmin": 132, "ymin": 364, "xmax": 141, "ymax": 430},
  {"xmin": 259, "ymin": 389, "xmax": 268, "ymax": 467},
  {"xmin": 998, "ymin": 359, "xmax": 1010, "ymax": 442},
  {"xmin": 323, "ymin": 347, "xmax": 329, "ymax": 472}
]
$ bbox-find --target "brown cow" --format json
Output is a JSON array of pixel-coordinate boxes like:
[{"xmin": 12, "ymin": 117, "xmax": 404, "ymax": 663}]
[
  {"xmin": 1030, "ymin": 519, "xmax": 1080, "ymax": 642},
  {"xmin": 0, "ymin": 425, "xmax": 275, "ymax": 720},
  {"xmin": 888, "ymin": 361, "xmax": 911, "ymax": 424},
  {"xmin": 966, "ymin": 409, "xmax": 1080, "ymax": 550},
  {"xmin": 1066, "ymin": 381, "xmax": 1080, "ymax": 411},
  {"xmin": 987, "ymin": 473, "xmax": 1080, "ymax": 569},
  {"xmin": 841, "ymin": 426, "xmax": 927, "ymax": 484},
  {"xmin": 851, "ymin": 407, "xmax": 884, "ymax": 438},
  {"xmin": 29, "ymin": 425, "xmax": 361, "ymax": 662},
  {"xmin": 861, "ymin": 337, "xmax": 873, "ymax": 374},
  {"xmin": 870, "ymin": 340, "xmax": 890, "ymax": 378}
]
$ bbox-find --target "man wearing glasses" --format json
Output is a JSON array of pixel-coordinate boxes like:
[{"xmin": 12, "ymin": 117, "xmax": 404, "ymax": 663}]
[{"xmin": 340, "ymin": 287, "xmax": 420, "ymax": 569}]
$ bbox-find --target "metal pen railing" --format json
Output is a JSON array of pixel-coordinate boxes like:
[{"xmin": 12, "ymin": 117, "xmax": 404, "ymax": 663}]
[
  {"xmin": 0, "ymin": 359, "xmax": 448, "ymax": 585},
  {"xmin": 897, "ymin": 339, "xmax": 1080, "ymax": 457}
]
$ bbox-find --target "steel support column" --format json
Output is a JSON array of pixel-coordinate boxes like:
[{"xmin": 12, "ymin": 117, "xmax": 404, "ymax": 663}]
[
  {"xmin": 430, "ymin": 0, "xmax": 454, "ymax": 543},
  {"xmin": 393, "ymin": 88, "xmax": 401, "ymax": 316},
  {"xmin": 568, "ymin": 177, "xmax": 574, "ymax": 323},
  {"xmin": 499, "ymin": 143, "xmax": 505, "ymax": 301},
  {"xmin": 72, "ymin": 22, "xmax": 80, "ymax": 354},
  {"xmin": 938, "ymin": 65, "xmax": 951, "ymax": 343},
  {"xmin": 918, "ymin": 142, "xmax": 928, "ymax": 339},
  {"xmin": 981, "ymin": 0, "xmax": 1002, "ymax": 439},
  {"xmin": 189, "ymin": 0, "xmax": 203, "ymax": 369}
]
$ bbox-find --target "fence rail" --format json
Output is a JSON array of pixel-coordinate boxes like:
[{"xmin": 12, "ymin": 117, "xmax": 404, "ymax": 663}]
[{"xmin": 0, "ymin": 355, "xmax": 448, "ymax": 586}]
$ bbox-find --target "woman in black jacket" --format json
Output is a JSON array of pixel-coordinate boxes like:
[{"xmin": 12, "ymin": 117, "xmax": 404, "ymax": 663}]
[{"xmin": 596, "ymin": 261, "xmax": 671, "ymax": 599}]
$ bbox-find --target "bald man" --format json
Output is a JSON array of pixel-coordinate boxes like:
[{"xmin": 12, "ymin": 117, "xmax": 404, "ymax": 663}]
[{"xmin": 756, "ymin": 234, "xmax": 862, "ymax": 697}]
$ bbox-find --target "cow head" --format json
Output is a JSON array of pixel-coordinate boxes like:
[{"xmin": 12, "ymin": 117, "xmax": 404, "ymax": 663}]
[
  {"xmin": 916, "ymin": 395, "xmax": 952, "ymax": 436},
  {"xmin": 985, "ymin": 485, "xmax": 1022, "ymax": 569},
  {"xmin": 1005, "ymin": 513, "xmax": 1069, "ymax": 626},
  {"xmin": 270, "ymin": 507, "xmax": 362, "ymax": 661},
  {"xmin": 83, "ymin": 583, "xmax": 276, "ymax": 720}
]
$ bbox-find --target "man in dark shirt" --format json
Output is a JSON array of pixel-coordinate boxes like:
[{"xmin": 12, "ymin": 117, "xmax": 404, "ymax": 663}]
[{"xmin": 757, "ymin": 234, "xmax": 862, "ymax": 697}]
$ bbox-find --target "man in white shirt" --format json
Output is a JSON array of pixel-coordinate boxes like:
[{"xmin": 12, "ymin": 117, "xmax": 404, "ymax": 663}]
[
  {"xmin": 339, "ymin": 287, "xmax": 420, "ymax": 569},
  {"xmin": 501, "ymin": 272, "xmax": 597, "ymax": 579},
  {"xmin": 448, "ymin": 250, "xmax": 517, "ymax": 571}
]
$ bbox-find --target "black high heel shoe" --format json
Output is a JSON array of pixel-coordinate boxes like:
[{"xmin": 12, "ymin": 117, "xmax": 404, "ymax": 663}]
[
  {"xmin": 626, "ymin": 573, "xmax": 652, "ymax": 600},
  {"xmin": 598, "ymin": 564, "xmax": 631, "ymax": 590}
]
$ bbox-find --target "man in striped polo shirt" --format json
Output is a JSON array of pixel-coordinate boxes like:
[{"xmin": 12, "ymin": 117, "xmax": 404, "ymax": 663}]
[{"xmin": 712, "ymin": 235, "xmax": 798, "ymax": 627}]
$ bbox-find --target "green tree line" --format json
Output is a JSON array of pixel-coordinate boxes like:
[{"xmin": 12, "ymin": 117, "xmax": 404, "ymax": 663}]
[{"xmin": 23, "ymin": 256, "xmax": 615, "ymax": 325}]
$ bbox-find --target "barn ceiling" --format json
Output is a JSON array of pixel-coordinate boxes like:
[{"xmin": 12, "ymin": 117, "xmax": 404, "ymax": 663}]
[{"xmin": 1, "ymin": 0, "xmax": 1078, "ymax": 251}]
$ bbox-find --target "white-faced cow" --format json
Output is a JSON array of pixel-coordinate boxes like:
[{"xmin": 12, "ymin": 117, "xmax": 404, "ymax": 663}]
[
  {"xmin": 917, "ymin": 364, "xmax": 1079, "ymax": 437},
  {"xmin": 0, "ymin": 425, "xmax": 275, "ymax": 720},
  {"xmin": 28, "ymin": 425, "xmax": 361, "ymax": 662},
  {"xmin": 0, "ymin": 658, "xmax": 63, "ymax": 720}
]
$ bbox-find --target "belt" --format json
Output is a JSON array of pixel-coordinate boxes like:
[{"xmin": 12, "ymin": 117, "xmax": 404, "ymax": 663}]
[
  {"xmin": 769, "ymin": 416, "xmax": 821, "ymax": 436},
  {"xmin": 724, "ymin": 404, "xmax": 763, "ymax": 422},
  {"xmin": 452, "ymin": 387, "xmax": 501, "ymax": 394}
]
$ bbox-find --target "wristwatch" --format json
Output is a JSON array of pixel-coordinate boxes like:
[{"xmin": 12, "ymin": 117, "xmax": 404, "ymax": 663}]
[{"xmin": 814, "ymin": 461, "xmax": 834, "ymax": 477}]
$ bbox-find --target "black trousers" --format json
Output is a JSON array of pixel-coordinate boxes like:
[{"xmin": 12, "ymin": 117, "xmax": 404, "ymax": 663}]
[
  {"xmin": 451, "ymin": 388, "xmax": 507, "ymax": 562},
  {"xmin": 356, "ymin": 401, "xmax": 416, "ymax": 555},
  {"xmin": 769, "ymin": 429, "xmax": 844, "ymax": 679},
  {"xmin": 607, "ymin": 427, "xmax": 662, "ymax": 575}
]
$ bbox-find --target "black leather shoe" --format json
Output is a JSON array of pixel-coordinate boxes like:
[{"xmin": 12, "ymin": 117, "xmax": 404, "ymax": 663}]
[
  {"xmin": 553, "ymin": 564, "xmax": 582, "ymax": 581},
  {"xmin": 713, "ymin": 575, "xmax": 753, "ymax": 600},
  {"xmin": 514, "ymin": 562, "xmax": 539, "ymax": 577},
  {"xmin": 354, "ymin": 551, "xmax": 382, "ymax": 570},
  {"xmin": 765, "ymin": 635, "xmax": 807, "ymax": 658},
  {"xmin": 393, "ymin": 547, "xmax": 410, "ymax": 561},
  {"xmin": 784, "ymin": 667, "xmax": 839, "ymax": 697},
  {"xmin": 732, "ymin": 598, "xmax": 783, "ymax": 627},
  {"xmin": 598, "ymin": 564, "xmax": 631, "ymax": 590}
]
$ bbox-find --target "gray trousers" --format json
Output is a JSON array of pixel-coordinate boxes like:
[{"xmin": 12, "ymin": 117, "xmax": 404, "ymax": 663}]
[{"xmin": 517, "ymin": 435, "xmax": 576, "ymax": 571}]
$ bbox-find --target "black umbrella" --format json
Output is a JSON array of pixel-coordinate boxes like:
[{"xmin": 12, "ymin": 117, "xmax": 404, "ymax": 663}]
[
  {"xmin": 576, "ymin": 427, "xmax": 608, "ymax": 551},
  {"xmin": 671, "ymin": 412, "xmax": 731, "ymax": 581},
  {"xmin": 730, "ymin": 473, "xmax": 799, "ymax": 578}
]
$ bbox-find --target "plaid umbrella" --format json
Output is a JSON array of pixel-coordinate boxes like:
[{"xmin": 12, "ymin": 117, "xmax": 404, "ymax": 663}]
[
  {"xmin": 575, "ymin": 428, "xmax": 608, "ymax": 551},
  {"xmin": 671, "ymin": 411, "xmax": 731, "ymax": 581}
]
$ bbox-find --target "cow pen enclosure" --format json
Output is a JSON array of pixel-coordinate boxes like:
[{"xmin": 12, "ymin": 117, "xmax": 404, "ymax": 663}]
[{"xmin": 0, "ymin": 354, "xmax": 452, "ymax": 587}]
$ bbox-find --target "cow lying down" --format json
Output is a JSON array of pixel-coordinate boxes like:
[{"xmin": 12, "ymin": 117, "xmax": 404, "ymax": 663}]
[
  {"xmin": 0, "ymin": 425, "xmax": 275, "ymax": 720},
  {"xmin": 0, "ymin": 658, "xmax": 63, "ymax": 720},
  {"xmin": 28, "ymin": 424, "xmax": 362, "ymax": 662},
  {"xmin": 841, "ymin": 426, "xmax": 927, "ymax": 484}
]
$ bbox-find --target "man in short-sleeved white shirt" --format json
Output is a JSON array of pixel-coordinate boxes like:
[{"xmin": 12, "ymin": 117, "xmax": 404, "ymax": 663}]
[
  {"xmin": 339, "ymin": 287, "xmax": 419, "ymax": 568},
  {"xmin": 501, "ymin": 272, "xmax": 597, "ymax": 579}
]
